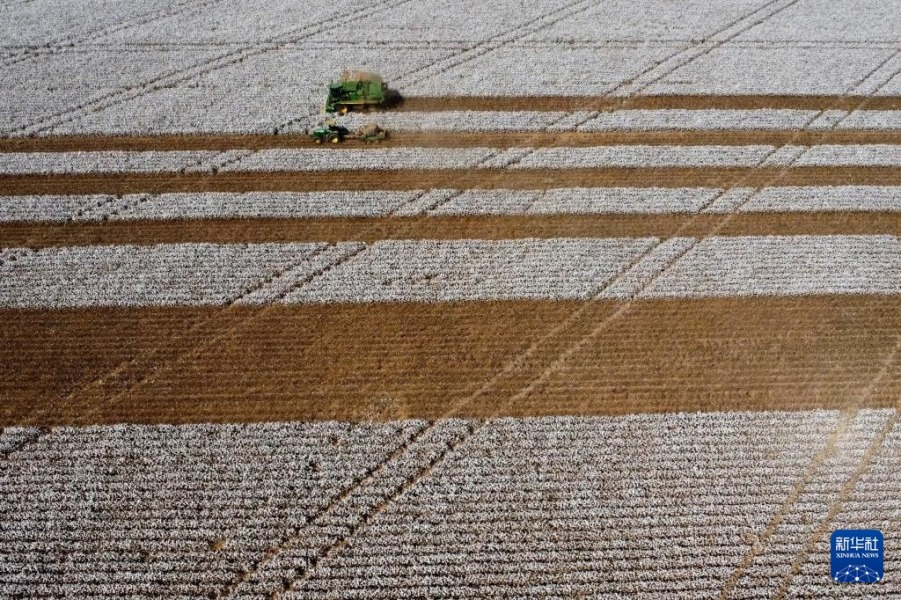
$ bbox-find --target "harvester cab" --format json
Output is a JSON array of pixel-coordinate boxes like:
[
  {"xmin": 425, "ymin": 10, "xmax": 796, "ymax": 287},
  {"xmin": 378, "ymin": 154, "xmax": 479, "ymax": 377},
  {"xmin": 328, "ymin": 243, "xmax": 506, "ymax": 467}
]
[{"xmin": 325, "ymin": 70, "xmax": 388, "ymax": 114}]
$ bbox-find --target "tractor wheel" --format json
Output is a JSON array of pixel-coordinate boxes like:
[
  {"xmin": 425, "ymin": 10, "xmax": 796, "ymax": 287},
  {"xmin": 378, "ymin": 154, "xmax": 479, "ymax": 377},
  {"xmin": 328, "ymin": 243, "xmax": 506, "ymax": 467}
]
[
  {"xmin": 328, "ymin": 134, "xmax": 341, "ymax": 144},
  {"xmin": 339, "ymin": 106, "xmax": 349, "ymax": 115},
  {"xmin": 314, "ymin": 138, "xmax": 323, "ymax": 144}
]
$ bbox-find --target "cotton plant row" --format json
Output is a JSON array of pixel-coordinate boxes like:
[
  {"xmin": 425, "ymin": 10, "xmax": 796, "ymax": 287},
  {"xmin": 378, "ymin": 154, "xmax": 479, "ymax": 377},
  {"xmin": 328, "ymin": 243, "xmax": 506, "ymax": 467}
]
[
  {"xmin": 0, "ymin": 421, "xmax": 423, "ymax": 598},
  {"xmin": 0, "ymin": 191, "xmax": 425, "ymax": 223},
  {"xmin": 43, "ymin": 44, "xmax": 454, "ymax": 136},
  {"xmin": 0, "ymin": 242, "xmax": 333, "ymax": 308},
  {"xmin": 403, "ymin": 44, "xmax": 682, "ymax": 97},
  {"xmin": 231, "ymin": 420, "xmax": 473, "ymax": 599},
  {"xmin": 640, "ymin": 235, "xmax": 901, "ymax": 298},
  {"xmin": 793, "ymin": 144, "xmax": 901, "ymax": 166},
  {"xmin": 786, "ymin": 422, "xmax": 901, "ymax": 599},
  {"xmin": 1, "ymin": 144, "xmax": 898, "ymax": 175},
  {"xmin": 222, "ymin": 147, "xmax": 497, "ymax": 172},
  {"xmin": 284, "ymin": 237, "xmax": 656, "ymax": 304},
  {"xmin": 513, "ymin": 145, "xmax": 776, "ymax": 169},
  {"xmin": 221, "ymin": 144, "xmax": 901, "ymax": 173},
  {"xmin": 48, "ymin": 89, "xmax": 324, "ymax": 137},
  {"xmin": 739, "ymin": 186, "xmax": 901, "ymax": 212},
  {"xmin": 640, "ymin": 45, "xmax": 892, "ymax": 97},
  {"xmin": 4, "ymin": 235, "xmax": 899, "ymax": 308},
  {"xmin": 5, "ymin": 186, "xmax": 901, "ymax": 224},
  {"xmin": 838, "ymin": 110, "xmax": 901, "ymax": 130},
  {"xmin": 578, "ymin": 109, "xmax": 820, "ymax": 132},
  {"xmin": 2, "ymin": 48, "xmax": 223, "ymax": 136},
  {"xmin": 283, "ymin": 411, "xmax": 843, "ymax": 597},
  {"xmin": 727, "ymin": 410, "xmax": 895, "ymax": 599},
  {"xmin": 321, "ymin": 111, "xmax": 566, "ymax": 133},
  {"xmin": 0, "ymin": 151, "xmax": 221, "ymax": 174}
]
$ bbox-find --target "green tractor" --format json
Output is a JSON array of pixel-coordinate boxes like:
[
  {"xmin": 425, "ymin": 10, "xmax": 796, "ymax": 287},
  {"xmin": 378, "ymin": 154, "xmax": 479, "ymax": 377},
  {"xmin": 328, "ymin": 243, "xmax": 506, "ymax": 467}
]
[
  {"xmin": 325, "ymin": 70, "xmax": 388, "ymax": 114},
  {"xmin": 308, "ymin": 120, "xmax": 350, "ymax": 144}
]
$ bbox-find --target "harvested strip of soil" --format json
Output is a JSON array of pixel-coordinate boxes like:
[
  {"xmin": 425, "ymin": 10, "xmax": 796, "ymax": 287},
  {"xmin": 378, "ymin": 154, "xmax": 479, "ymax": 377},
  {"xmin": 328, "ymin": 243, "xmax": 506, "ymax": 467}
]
[
  {"xmin": 4, "ymin": 130, "xmax": 901, "ymax": 152},
  {"xmin": 1, "ymin": 296, "xmax": 896, "ymax": 425},
  {"xmin": 4, "ymin": 212, "xmax": 899, "ymax": 248},
  {"xmin": 2, "ymin": 167, "xmax": 901, "ymax": 196},
  {"xmin": 393, "ymin": 95, "xmax": 901, "ymax": 112}
]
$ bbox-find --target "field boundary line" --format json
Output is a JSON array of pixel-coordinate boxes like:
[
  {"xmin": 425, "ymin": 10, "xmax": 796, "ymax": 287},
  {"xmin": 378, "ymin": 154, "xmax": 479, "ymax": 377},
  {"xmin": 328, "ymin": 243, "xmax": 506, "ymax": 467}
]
[
  {"xmin": 719, "ymin": 409, "xmax": 855, "ymax": 598},
  {"xmin": 773, "ymin": 410, "xmax": 899, "ymax": 599},
  {"xmin": 215, "ymin": 420, "xmax": 433, "ymax": 599}
]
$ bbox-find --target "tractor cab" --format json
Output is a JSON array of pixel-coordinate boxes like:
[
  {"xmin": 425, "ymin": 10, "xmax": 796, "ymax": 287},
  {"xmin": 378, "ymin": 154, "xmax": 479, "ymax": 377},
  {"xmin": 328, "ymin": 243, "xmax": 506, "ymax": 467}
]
[{"xmin": 308, "ymin": 120, "xmax": 350, "ymax": 144}]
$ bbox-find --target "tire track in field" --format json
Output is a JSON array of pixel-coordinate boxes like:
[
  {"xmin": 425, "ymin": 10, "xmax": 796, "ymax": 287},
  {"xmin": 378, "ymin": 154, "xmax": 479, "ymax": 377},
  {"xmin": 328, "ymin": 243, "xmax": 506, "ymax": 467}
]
[
  {"xmin": 9, "ymin": 0, "xmax": 422, "ymax": 136},
  {"xmin": 432, "ymin": 125, "xmax": 817, "ymax": 419},
  {"xmin": 215, "ymin": 419, "xmax": 432, "ymax": 599},
  {"xmin": 0, "ymin": 0, "xmax": 231, "ymax": 68},
  {"xmin": 718, "ymin": 409, "xmax": 855, "ymax": 599},
  {"xmin": 535, "ymin": 0, "xmax": 807, "ymax": 137},
  {"xmin": 612, "ymin": 0, "xmax": 805, "ymax": 97},
  {"xmin": 9, "ymin": 244, "xmax": 334, "ymax": 426},
  {"xmin": 60, "ymin": 244, "xmax": 368, "ymax": 428},
  {"xmin": 773, "ymin": 409, "xmax": 900, "ymax": 599},
  {"xmin": 389, "ymin": 0, "xmax": 601, "ymax": 90},
  {"xmin": 261, "ymin": 0, "xmax": 609, "ymax": 149}
]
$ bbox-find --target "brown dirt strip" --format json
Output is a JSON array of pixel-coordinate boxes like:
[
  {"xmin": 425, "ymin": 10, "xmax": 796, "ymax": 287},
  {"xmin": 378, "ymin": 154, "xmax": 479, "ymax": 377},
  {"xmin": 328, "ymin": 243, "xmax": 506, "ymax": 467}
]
[
  {"xmin": 4, "ymin": 212, "xmax": 899, "ymax": 248},
  {"xmin": 4, "ymin": 130, "xmax": 901, "ymax": 152},
  {"xmin": 392, "ymin": 95, "xmax": 901, "ymax": 112},
  {"xmin": 2, "ymin": 166, "xmax": 901, "ymax": 196},
  {"xmin": 1, "ymin": 296, "xmax": 897, "ymax": 426}
]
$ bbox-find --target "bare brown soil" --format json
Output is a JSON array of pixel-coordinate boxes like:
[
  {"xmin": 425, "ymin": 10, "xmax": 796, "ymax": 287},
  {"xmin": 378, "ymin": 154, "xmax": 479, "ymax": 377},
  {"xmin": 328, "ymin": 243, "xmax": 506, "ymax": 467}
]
[
  {"xmin": 1, "ymin": 296, "xmax": 896, "ymax": 426},
  {"xmin": 393, "ymin": 95, "xmax": 901, "ymax": 112},
  {"xmin": 3, "ymin": 130, "xmax": 901, "ymax": 152},
  {"xmin": 2, "ymin": 166, "xmax": 900, "ymax": 196},
  {"xmin": 3, "ymin": 212, "xmax": 899, "ymax": 248}
]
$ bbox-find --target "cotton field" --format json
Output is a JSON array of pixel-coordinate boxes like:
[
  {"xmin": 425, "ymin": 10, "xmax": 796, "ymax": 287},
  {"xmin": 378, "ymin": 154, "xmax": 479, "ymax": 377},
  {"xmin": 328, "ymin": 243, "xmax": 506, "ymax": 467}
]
[
  {"xmin": 2, "ymin": 0, "xmax": 900, "ymax": 597},
  {"xmin": 3, "ymin": 412, "xmax": 899, "ymax": 598}
]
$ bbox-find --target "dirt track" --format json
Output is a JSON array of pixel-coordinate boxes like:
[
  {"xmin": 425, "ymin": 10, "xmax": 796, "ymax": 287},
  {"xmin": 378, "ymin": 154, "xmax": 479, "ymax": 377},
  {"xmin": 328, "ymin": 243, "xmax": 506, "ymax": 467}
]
[
  {"xmin": 1, "ymin": 296, "xmax": 897, "ymax": 426},
  {"xmin": 4, "ymin": 212, "xmax": 899, "ymax": 248},
  {"xmin": 3, "ymin": 130, "xmax": 901, "ymax": 152},
  {"xmin": 392, "ymin": 95, "xmax": 901, "ymax": 112},
  {"xmin": 2, "ymin": 166, "xmax": 900, "ymax": 196}
]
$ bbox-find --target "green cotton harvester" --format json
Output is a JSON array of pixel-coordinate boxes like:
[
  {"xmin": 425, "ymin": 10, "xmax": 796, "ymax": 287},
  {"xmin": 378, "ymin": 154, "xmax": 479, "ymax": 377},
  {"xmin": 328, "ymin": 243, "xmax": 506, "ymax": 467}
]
[{"xmin": 325, "ymin": 70, "xmax": 388, "ymax": 114}]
